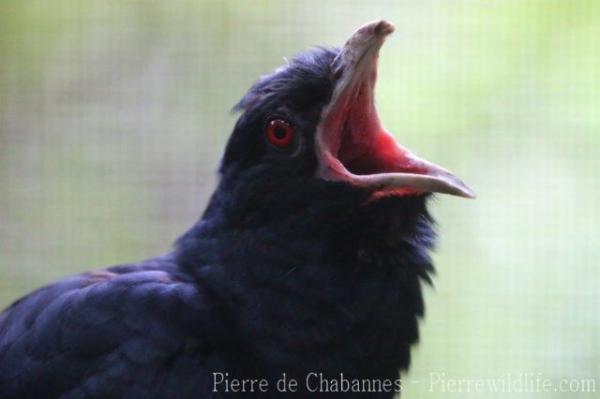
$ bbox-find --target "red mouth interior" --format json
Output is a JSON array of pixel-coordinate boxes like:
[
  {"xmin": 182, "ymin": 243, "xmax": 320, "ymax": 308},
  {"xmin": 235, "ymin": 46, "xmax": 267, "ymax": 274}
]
[{"xmin": 326, "ymin": 82, "xmax": 426, "ymax": 178}]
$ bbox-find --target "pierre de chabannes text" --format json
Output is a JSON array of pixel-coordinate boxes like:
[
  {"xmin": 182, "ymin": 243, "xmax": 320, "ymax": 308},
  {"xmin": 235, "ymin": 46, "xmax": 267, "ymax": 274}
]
[{"xmin": 213, "ymin": 372, "xmax": 403, "ymax": 393}]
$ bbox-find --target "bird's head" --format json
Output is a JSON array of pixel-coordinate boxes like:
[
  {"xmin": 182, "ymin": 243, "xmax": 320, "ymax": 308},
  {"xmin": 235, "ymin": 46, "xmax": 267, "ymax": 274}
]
[{"xmin": 217, "ymin": 20, "xmax": 474, "ymax": 226}]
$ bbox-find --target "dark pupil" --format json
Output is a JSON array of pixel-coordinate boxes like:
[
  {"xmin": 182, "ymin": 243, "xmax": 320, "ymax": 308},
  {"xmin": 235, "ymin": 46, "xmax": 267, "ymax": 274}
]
[{"xmin": 274, "ymin": 126, "xmax": 287, "ymax": 139}]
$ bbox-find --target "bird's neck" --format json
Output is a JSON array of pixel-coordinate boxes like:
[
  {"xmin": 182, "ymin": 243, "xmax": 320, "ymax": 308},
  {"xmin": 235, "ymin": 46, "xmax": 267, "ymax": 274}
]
[{"xmin": 175, "ymin": 194, "xmax": 435, "ymax": 381}]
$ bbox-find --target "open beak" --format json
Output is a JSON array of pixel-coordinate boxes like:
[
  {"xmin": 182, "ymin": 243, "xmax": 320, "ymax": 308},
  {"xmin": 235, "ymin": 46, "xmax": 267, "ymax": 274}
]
[{"xmin": 315, "ymin": 20, "xmax": 475, "ymax": 199}]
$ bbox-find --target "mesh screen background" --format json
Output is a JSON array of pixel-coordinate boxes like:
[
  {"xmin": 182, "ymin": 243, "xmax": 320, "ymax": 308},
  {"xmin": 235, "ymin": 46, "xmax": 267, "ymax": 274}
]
[{"xmin": 1, "ymin": 1, "xmax": 598, "ymax": 398}]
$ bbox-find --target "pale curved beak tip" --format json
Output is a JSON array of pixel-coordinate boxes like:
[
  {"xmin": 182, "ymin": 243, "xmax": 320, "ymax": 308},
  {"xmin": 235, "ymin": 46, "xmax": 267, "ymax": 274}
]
[
  {"xmin": 452, "ymin": 179, "xmax": 476, "ymax": 199},
  {"xmin": 357, "ymin": 20, "xmax": 395, "ymax": 37},
  {"xmin": 372, "ymin": 20, "xmax": 395, "ymax": 36},
  {"xmin": 460, "ymin": 187, "xmax": 477, "ymax": 199}
]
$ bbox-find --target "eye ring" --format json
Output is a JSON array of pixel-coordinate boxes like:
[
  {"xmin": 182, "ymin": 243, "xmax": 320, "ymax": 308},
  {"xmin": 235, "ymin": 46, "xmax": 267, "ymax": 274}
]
[{"xmin": 266, "ymin": 119, "xmax": 294, "ymax": 149}]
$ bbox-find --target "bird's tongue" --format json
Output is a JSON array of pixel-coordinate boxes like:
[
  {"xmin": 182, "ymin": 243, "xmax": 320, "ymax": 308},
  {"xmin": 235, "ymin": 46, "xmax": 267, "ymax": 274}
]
[{"xmin": 316, "ymin": 20, "xmax": 474, "ymax": 199}]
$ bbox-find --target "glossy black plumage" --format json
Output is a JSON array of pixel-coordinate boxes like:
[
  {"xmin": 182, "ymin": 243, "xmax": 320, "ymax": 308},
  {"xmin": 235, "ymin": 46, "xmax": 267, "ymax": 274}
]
[{"xmin": 0, "ymin": 47, "xmax": 436, "ymax": 398}]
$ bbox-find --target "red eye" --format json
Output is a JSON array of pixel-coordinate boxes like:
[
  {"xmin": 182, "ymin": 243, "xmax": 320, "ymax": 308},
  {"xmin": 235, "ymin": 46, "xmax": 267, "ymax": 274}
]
[{"xmin": 266, "ymin": 119, "xmax": 294, "ymax": 149}]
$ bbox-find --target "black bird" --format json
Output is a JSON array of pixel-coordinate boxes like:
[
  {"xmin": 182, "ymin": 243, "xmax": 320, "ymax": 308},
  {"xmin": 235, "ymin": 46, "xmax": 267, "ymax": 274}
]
[{"xmin": 0, "ymin": 20, "xmax": 473, "ymax": 398}]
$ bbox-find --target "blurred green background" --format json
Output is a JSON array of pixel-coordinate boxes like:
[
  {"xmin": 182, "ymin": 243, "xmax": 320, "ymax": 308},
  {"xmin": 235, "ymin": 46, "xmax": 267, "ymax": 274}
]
[{"xmin": 1, "ymin": 1, "xmax": 599, "ymax": 398}]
